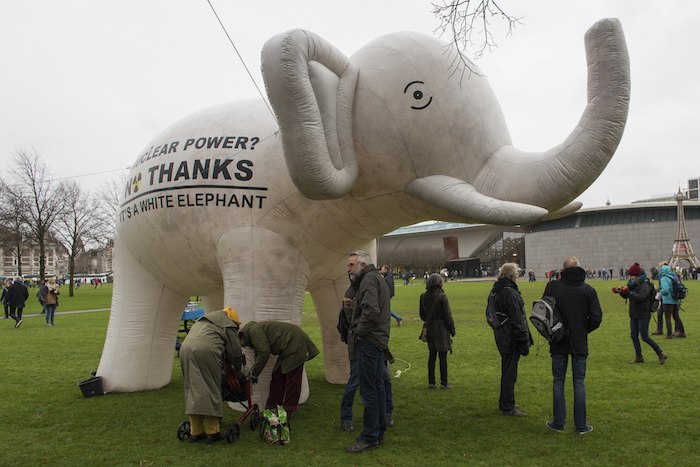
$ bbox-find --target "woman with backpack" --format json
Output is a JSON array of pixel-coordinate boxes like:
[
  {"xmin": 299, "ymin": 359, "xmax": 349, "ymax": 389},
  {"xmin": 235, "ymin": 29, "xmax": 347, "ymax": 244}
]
[
  {"xmin": 618, "ymin": 263, "xmax": 667, "ymax": 364},
  {"xmin": 419, "ymin": 273, "xmax": 455, "ymax": 390},
  {"xmin": 658, "ymin": 263, "xmax": 685, "ymax": 338}
]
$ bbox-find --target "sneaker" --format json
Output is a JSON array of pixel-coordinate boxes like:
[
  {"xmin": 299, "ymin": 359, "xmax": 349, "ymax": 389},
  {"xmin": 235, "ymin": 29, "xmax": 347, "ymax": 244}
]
[
  {"xmin": 15, "ymin": 319, "xmax": 22, "ymax": 329},
  {"xmin": 428, "ymin": 384, "xmax": 436, "ymax": 389},
  {"xmin": 340, "ymin": 420, "xmax": 354, "ymax": 432},
  {"xmin": 386, "ymin": 416, "xmax": 394, "ymax": 428},
  {"xmin": 674, "ymin": 332, "xmax": 686, "ymax": 338},
  {"xmin": 546, "ymin": 421, "xmax": 565, "ymax": 433},
  {"xmin": 577, "ymin": 425, "xmax": 593, "ymax": 435},
  {"xmin": 504, "ymin": 408, "xmax": 527, "ymax": 417},
  {"xmin": 440, "ymin": 384, "xmax": 452, "ymax": 390},
  {"xmin": 346, "ymin": 438, "xmax": 379, "ymax": 453}
]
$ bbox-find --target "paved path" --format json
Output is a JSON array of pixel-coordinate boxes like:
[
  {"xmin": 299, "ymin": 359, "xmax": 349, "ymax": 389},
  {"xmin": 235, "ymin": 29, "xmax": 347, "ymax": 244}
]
[{"xmin": 15, "ymin": 308, "xmax": 110, "ymax": 319}]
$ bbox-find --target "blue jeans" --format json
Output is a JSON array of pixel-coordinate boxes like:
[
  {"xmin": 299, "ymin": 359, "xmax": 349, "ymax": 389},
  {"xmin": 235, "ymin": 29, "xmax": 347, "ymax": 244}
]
[
  {"xmin": 551, "ymin": 353, "xmax": 587, "ymax": 430},
  {"xmin": 356, "ymin": 339, "xmax": 386, "ymax": 443},
  {"xmin": 630, "ymin": 318, "xmax": 661, "ymax": 356},
  {"xmin": 340, "ymin": 355, "xmax": 393, "ymax": 421},
  {"xmin": 390, "ymin": 310, "xmax": 402, "ymax": 322},
  {"xmin": 45, "ymin": 305, "xmax": 57, "ymax": 325}
]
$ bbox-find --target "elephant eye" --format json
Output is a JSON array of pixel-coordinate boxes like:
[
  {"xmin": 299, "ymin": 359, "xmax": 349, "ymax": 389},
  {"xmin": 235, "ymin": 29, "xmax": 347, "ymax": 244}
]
[{"xmin": 403, "ymin": 80, "xmax": 433, "ymax": 110}]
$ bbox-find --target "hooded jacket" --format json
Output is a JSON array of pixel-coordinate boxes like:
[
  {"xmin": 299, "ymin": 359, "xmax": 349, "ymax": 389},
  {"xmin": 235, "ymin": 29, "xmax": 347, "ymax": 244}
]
[
  {"xmin": 543, "ymin": 266, "xmax": 603, "ymax": 356},
  {"xmin": 658, "ymin": 265, "xmax": 679, "ymax": 306},
  {"xmin": 241, "ymin": 320, "xmax": 319, "ymax": 377}
]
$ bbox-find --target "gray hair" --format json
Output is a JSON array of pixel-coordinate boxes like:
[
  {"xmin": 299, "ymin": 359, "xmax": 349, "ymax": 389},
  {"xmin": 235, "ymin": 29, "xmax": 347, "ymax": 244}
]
[
  {"xmin": 499, "ymin": 263, "xmax": 519, "ymax": 279},
  {"xmin": 563, "ymin": 256, "xmax": 581, "ymax": 269},
  {"xmin": 348, "ymin": 250, "xmax": 372, "ymax": 266}
]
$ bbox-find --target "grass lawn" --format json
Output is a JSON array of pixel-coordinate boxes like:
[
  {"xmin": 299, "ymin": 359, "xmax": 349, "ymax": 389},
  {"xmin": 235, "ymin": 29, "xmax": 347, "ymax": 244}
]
[{"xmin": 2, "ymin": 279, "xmax": 699, "ymax": 466}]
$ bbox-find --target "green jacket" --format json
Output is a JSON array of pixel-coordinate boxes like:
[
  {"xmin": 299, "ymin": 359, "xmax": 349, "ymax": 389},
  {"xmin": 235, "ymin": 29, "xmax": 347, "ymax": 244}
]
[{"xmin": 241, "ymin": 321, "xmax": 319, "ymax": 377}]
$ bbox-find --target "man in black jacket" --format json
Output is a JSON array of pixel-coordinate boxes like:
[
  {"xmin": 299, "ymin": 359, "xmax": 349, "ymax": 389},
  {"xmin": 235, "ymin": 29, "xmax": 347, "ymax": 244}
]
[
  {"xmin": 490, "ymin": 263, "xmax": 532, "ymax": 417},
  {"xmin": 543, "ymin": 257, "xmax": 602, "ymax": 435},
  {"xmin": 345, "ymin": 251, "xmax": 391, "ymax": 453}
]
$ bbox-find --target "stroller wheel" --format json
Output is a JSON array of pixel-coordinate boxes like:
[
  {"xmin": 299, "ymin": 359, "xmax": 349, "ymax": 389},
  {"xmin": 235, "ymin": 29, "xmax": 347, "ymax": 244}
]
[
  {"xmin": 226, "ymin": 423, "xmax": 241, "ymax": 443},
  {"xmin": 250, "ymin": 407, "xmax": 260, "ymax": 430},
  {"xmin": 176, "ymin": 421, "xmax": 190, "ymax": 441}
]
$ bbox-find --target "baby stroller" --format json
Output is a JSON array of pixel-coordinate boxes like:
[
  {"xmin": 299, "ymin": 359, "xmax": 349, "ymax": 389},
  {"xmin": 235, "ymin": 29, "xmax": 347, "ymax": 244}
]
[{"xmin": 177, "ymin": 356, "xmax": 260, "ymax": 443}]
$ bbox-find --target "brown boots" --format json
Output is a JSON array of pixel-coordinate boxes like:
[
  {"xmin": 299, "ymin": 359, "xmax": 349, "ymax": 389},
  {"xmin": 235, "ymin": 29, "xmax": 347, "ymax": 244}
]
[
  {"xmin": 658, "ymin": 353, "xmax": 668, "ymax": 365},
  {"xmin": 630, "ymin": 354, "xmax": 644, "ymax": 363}
]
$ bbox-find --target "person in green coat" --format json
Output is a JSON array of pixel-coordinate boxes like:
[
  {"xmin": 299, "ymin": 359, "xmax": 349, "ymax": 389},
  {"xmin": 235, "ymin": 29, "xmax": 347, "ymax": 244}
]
[
  {"xmin": 239, "ymin": 320, "xmax": 319, "ymax": 414},
  {"xmin": 180, "ymin": 306, "xmax": 243, "ymax": 444}
]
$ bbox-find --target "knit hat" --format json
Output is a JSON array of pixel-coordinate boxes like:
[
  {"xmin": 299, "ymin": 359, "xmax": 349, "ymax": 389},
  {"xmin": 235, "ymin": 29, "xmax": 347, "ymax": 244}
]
[
  {"xmin": 627, "ymin": 262, "xmax": 643, "ymax": 277},
  {"xmin": 223, "ymin": 306, "xmax": 241, "ymax": 326}
]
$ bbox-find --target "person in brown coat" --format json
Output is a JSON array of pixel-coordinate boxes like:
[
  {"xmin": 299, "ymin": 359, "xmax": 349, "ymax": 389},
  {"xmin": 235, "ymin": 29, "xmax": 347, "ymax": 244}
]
[
  {"xmin": 180, "ymin": 306, "xmax": 243, "ymax": 444},
  {"xmin": 239, "ymin": 320, "xmax": 319, "ymax": 414},
  {"xmin": 419, "ymin": 273, "xmax": 456, "ymax": 389}
]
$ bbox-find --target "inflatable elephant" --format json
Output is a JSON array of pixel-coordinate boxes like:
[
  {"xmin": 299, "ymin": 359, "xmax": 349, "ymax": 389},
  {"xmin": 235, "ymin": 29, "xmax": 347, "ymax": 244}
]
[{"xmin": 97, "ymin": 18, "xmax": 629, "ymax": 404}]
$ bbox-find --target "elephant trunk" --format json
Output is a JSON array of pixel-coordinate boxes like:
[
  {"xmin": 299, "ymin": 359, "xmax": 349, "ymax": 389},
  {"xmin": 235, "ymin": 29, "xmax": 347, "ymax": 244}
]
[{"xmin": 473, "ymin": 18, "xmax": 630, "ymax": 211}]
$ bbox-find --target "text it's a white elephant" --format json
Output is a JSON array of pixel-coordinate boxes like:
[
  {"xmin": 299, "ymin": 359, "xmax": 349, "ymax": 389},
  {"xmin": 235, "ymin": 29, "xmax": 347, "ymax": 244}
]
[{"xmin": 97, "ymin": 19, "xmax": 629, "ymax": 407}]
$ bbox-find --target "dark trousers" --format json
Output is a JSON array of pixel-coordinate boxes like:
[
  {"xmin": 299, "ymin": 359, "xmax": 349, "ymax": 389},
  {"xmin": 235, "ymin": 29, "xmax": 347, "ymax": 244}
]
[
  {"xmin": 3, "ymin": 303, "xmax": 8, "ymax": 318},
  {"xmin": 356, "ymin": 339, "xmax": 386, "ymax": 443},
  {"xmin": 428, "ymin": 349, "xmax": 448, "ymax": 386},
  {"xmin": 661, "ymin": 304, "xmax": 684, "ymax": 336},
  {"xmin": 630, "ymin": 317, "xmax": 661, "ymax": 355},
  {"xmin": 499, "ymin": 352, "xmax": 520, "ymax": 412},
  {"xmin": 266, "ymin": 365, "xmax": 304, "ymax": 413},
  {"xmin": 9, "ymin": 306, "xmax": 23, "ymax": 323}
]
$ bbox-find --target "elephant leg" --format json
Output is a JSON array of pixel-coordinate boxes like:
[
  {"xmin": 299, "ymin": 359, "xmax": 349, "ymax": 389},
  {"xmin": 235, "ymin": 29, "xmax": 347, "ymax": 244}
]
[
  {"xmin": 216, "ymin": 226, "xmax": 310, "ymax": 409},
  {"xmin": 308, "ymin": 239, "xmax": 377, "ymax": 385},
  {"xmin": 308, "ymin": 281, "xmax": 349, "ymax": 384},
  {"xmin": 97, "ymin": 237, "xmax": 187, "ymax": 392}
]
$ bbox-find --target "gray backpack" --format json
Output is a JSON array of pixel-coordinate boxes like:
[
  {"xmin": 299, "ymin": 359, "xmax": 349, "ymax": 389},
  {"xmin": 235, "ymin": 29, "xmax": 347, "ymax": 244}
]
[{"xmin": 530, "ymin": 296, "xmax": 566, "ymax": 343}]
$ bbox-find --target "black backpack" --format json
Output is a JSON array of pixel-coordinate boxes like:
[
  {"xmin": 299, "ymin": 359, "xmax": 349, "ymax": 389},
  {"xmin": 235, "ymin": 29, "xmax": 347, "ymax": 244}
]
[
  {"xmin": 485, "ymin": 292, "xmax": 508, "ymax": 329},
  {"xmin": 670, "ymin": 273, "xmax": 687, "ymax": 300}
]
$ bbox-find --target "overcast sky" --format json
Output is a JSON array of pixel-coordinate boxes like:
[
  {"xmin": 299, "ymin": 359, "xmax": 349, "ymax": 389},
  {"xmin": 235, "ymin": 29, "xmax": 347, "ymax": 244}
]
[{"xmin": 1, "ymin": 1, "xmax": 698, "ymax": 211}]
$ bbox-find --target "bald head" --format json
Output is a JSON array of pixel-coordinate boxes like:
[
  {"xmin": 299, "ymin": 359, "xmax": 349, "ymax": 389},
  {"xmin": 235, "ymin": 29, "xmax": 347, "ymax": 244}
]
[{"xmin": 563, "ymin": 256, "xmax": 580, "ymax": 269}]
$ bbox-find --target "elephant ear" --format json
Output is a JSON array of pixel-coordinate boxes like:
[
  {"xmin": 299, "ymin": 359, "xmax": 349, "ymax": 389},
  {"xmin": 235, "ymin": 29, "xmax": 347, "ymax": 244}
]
[{"xmin": 262, "ymin": 29, "xmax": 359, "ymax": 200}]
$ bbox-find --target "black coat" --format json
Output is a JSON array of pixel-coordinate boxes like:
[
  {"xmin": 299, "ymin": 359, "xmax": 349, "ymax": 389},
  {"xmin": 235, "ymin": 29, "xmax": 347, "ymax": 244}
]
[
  {"xmin": 490, "ymin": 278, "xmax": 532, "ymax": 355},
  {"xmin": 544, "ymin": 267, "xmax": 602, "ymax": 356},
  {"xmin": 620, "ymin": 277, "xmax": 652, "ymax": 319},
  {"xmin": 419, "ymin": 288, "xmax": 455, "ymax": 352},
  {"xmin": 6, "ymin": 282, "xmax": 29, "ymax": 308}
]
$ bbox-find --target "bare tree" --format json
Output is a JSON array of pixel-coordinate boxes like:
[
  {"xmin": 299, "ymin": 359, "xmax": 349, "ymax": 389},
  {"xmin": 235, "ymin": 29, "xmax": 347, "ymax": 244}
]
[
  {"xmin": 95, "ymin": 174, "xmax": 126, "ymax": 242},
  {"xmin": 0, "ymin": 193, "xmax": 31, "ymax": 276},
  {"xmin": 6, "ymin": 149, "xmax": 65, "ymax": 281},
  {"xmin": 53, "ymin": 181, "xmax": 105, "ymax": 297},
  {"xmin": 432, "ymin": 0, "xmax": 522, "ymax": 79}
]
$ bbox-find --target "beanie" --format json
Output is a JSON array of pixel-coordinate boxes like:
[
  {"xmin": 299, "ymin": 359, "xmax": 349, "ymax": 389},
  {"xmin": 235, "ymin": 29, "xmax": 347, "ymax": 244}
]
[
  {"xmin": 223, "ymin": 306, "xmax": 241, "ymax": 326},
  {"xmin": 627, "ymin": 262, "xmax": 643, "ymax": 277}
]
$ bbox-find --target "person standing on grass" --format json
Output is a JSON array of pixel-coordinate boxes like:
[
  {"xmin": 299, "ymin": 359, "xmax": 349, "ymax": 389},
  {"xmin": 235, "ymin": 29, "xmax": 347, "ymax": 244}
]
[
  {"xmin": 543, "ymin": 257, "xmax": 602, "ymax": 435},
  {"xmin": 338, "ymin": 275, "xmax": 395, "ymax": 433},
  {"xmin": 419, "ymin": 273, "xmax": 456, "ymax": 390},
  {"xmin": 490, "ymin": 263, "xmax": 532, "ymax": 417},
  {"xmin": 180, "ymin": 306, "xmax": 243, "ymax": 444},
  {"xmin": 40, "ymin": 277, "xmax": 60, "ymax": 326},
  {"xmin": 345, "ymin": 251, "xmax": 391, "ymax": 453},
  {"xmin": 379, "ymin": 265, "xmax": 403, "ymax": 326},
  {"xmin": 239, "ymin": 320, "xmax": 319, "ymax": 416},
  {"xmin": 616, "ymin": 263, "xmax": 667, "ymax": 364},
  {"xmin": 1, "ymin": 278, "xmax": 11, "ymax": 319},
  {"xmin": 6, "ymin": 276, "xmax": 29, "ymax": 329}
]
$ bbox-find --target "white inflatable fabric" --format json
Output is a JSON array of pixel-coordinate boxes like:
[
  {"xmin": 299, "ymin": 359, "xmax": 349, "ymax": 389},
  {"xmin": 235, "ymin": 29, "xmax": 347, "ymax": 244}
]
[{"xmin": 97, "ymin": 19, "xmax": 630, "ymax": 408}]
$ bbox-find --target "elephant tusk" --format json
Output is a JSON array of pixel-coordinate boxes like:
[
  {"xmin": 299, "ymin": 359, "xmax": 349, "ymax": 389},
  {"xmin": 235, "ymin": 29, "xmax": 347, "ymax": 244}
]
[{"xmin": 406, "ymin": 175, "xmax": 548, "ymax": 226}]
